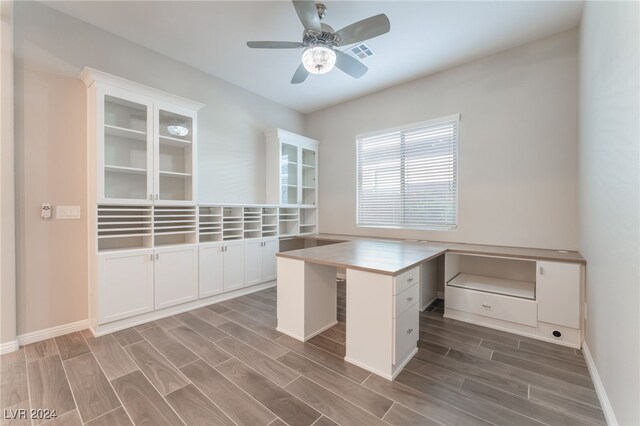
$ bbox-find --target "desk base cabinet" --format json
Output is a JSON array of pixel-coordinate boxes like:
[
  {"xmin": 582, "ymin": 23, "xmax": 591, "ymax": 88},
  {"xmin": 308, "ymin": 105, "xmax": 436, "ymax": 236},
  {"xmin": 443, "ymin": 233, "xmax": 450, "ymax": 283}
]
[
  {"xmin": 444, "ymin": 253, "xmax": 583, "ymax": 348},
  {"xmin": 346, "ymin": 267, "xmax": 420, "ymax": 380}
]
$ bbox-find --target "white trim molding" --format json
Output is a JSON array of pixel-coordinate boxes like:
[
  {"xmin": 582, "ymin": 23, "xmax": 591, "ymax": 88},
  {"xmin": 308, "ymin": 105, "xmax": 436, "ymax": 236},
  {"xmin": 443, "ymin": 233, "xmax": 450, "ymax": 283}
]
[
  {"xmin": 0, "ymin": 340, "xmax": 19, "ymax": 355},
  {"xmin": 583, "ymin": 341, "xmax": 618, "ymax": 425},
  {"xmin": 17, "ymin": 319, "xmax": 89, "ymax": 347}
]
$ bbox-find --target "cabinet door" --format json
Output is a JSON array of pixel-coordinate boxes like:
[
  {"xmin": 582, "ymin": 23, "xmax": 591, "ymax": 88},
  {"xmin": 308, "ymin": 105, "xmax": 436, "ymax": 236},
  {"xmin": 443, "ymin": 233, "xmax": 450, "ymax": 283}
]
[
  {"xmin": 199, "ymin": 243, "xmax": 224, "ymax": 298},
  {"xmin": 244, "ymin": 240, "xmax": 263, "ymax": 286},
  {"xmin": 98, "ymin": 250, "xmax": 154, "ymax": 324},
  {"xmin": 154, "ymin": 105, "xmax": 196, "ymax": 204},
  {"xmin": 280, "ymin": 142, "xmax": 299, "ymax": 204},
  {"xmin": 223, "ymin": 241, "xmax": 245, "ymax": 291},
  {"xmin": 99, "ymin": 88, "xmax": 154, "ymax": 204},
  {"xmin": 155, "ymin": 246, "xmax": 198, "ymax": 310},
  {"xmin": 537, "ymin": 261, "xmax": 581, "ymax": 328},
  {"xmin": 262, "ymin": 239, "xmax": 278, "ymax": 281}
]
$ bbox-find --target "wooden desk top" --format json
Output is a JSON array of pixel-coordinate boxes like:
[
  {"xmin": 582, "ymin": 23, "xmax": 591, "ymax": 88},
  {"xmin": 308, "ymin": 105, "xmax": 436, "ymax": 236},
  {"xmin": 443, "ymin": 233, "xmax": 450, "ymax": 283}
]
[
  {"xmin": 289, "ymin": 233, "xmax": 586, "ymax": 264},
  {"xmin": 276, "ymin": 240, "xmax": 446, "ymax": 276}
]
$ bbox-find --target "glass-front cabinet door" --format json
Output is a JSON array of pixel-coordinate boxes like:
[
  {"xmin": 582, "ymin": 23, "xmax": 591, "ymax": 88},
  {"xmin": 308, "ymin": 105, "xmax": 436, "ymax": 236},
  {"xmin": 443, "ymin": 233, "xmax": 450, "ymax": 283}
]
[
  {"xmin": 100, "ymin": 91, "xmax": 153, "ymax": 203},
  {"xmin": 301, "ymin": 147, "xmax": 316, "ymax": 206},
  {"xmin": 154, "ymin": 106, "xmax": 196, "ymax": 204},
  {"xmin": 280, "ymin": 142, "xmax": 299, "ymax": 205}
]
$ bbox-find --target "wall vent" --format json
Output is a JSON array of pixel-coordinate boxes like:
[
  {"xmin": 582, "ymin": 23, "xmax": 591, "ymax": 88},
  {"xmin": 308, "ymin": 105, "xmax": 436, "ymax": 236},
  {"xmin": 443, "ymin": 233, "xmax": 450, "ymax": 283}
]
[{"xmin": 347, "ymin": 43, "xmax": 374, "ymax": 60}]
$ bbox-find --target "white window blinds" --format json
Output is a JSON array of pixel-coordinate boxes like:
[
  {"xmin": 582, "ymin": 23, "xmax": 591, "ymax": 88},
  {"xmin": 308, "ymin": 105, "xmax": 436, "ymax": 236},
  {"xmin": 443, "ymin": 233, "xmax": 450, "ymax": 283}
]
[{"xmin": 356, "ymin": 115, "xmax": 458, "ymax": 229}]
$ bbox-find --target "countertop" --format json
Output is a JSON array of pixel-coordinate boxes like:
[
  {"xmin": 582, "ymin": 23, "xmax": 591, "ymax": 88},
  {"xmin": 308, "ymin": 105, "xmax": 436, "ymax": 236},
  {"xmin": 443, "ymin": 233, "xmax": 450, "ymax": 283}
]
[
  {"xmin": 283, "ymin": 233, "xmax": 586, "ymax": 264},
  {"xmin": 276, "ymin": 239, "xmax": 446, "ymax": 276}
]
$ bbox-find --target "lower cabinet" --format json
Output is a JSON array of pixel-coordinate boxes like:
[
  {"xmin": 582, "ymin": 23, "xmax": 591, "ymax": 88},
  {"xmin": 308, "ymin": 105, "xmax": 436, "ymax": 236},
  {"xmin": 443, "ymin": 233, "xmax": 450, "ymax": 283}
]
[
  {"xmin": 244, "ymin": 237, "xmax": 278, "ymax": 286},
  {"xmin": 199, "ymin": 240, "xmax": 245, "ymax": 296},
  {"xmin": 98, "ymin": 249, "xmax": 154, "ymax": 324},
  {"xmin": 154, "ymin": 245, "xmax": 198, "ymax": 310}
]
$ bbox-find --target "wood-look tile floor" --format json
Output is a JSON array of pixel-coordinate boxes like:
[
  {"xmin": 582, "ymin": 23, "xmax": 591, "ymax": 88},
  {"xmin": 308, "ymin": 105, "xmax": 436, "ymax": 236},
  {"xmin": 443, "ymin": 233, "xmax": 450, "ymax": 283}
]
[{"xmin": 1, "ymin": 284, "xmax": 605, "ymax": 426}]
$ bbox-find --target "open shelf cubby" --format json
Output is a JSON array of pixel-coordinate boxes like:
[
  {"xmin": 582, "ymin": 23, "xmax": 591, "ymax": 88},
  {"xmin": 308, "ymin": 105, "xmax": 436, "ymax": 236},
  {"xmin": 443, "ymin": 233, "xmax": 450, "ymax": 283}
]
[
  {"xmin": 278, "ymin": 207, "xmax": 299, "ymax": 237},
  {"xmin": 97, "ymin": 205, "xmax": 152, "ymax": 251},
  {"xmin": 153, "ymin": 205, "xmax": 197, "ymax": 246},
  {"xmin": 199, "ymin": 206, "xmax": 222, "ymax": 243},
  {"xmin": 223, "ymin": 207, "xmax": 244, "ymax": 240},
  {"xmin": 446, "ymin": 254, "xmax": 536, "ymax": 300},
  {"xmin": 243, "ymin": 207, "xmax": 262, "ymax": 239}
]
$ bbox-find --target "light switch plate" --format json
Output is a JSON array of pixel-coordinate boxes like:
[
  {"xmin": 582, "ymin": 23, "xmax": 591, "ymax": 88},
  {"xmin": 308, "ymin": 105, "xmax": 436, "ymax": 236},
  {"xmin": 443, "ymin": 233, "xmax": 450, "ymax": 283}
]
[{"xmin": 56, "ymin": 206, "xmax": 81, "ymax": 219}]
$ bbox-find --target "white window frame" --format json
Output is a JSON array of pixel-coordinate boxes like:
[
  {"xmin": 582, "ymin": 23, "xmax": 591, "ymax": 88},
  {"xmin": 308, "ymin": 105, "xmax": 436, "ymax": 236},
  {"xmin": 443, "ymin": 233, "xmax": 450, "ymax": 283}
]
[{"xmin": 355, "ymin": 114, "xmax": 459, "ymax": 231}]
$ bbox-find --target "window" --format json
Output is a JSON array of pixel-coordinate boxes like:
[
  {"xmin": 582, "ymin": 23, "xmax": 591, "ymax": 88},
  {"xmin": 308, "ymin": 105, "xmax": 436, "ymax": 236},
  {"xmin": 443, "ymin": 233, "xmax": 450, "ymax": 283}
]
[{"xmin": 356, "ymin": 115, "xmax": 459, "ymax": 230}]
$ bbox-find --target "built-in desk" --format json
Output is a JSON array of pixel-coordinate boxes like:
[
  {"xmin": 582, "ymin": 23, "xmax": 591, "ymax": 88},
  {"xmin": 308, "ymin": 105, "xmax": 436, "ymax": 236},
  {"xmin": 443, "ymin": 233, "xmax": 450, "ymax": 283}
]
[
  {"xmin": 276, "ymin": 240, "xmax": 444, "ymax": 379},
  {"xmin": 278, "ymin": 235, "xmax": 586, "ymax": 378}
]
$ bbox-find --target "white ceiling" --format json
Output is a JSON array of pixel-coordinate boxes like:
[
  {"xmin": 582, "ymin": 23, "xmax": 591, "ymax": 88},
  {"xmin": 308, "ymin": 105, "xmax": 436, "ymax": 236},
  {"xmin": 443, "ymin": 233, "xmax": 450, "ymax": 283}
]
[{"xmin": 42, "ymin": 1, "xmax": 583, "ymax": 113}]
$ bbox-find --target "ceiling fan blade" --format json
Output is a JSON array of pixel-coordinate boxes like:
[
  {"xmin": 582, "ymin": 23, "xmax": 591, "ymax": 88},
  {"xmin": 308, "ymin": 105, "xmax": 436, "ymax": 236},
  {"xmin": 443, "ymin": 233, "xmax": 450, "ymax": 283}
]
[
  {"xmin": 247, "ymin": 41, "xmax": 305, "ymax": 49},
  {"xmin": 291, "ymin": 63, "xmax": 310, "ymax": 84},
  {"xmin": 292, "ymin": 0, "xmax": 322, "ymax": 32},
  {"xmin": 335, "ymin": 14, "xmax": 390, "ymax": 45},
  {"xmin": 335, "ymin": 50, "xmax": 368, "ymax": 79}
]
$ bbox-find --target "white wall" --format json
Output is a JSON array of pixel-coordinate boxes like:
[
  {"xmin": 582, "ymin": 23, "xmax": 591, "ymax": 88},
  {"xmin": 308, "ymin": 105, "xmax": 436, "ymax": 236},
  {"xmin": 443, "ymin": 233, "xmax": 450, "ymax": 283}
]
[
  {"xmin": 306, "ymin": 30, "xmax": 579, "ymax": 250},
  {"xmin": 12, "ymin": 1, "xmax": 305, "ymax": 336},
  {"xmin": 1, "ymin": 0, "xmax": 16, "ymax": 346},
  {"xmin": 580, "ymin": 2, "xmax": 640, "ymax": 425}
]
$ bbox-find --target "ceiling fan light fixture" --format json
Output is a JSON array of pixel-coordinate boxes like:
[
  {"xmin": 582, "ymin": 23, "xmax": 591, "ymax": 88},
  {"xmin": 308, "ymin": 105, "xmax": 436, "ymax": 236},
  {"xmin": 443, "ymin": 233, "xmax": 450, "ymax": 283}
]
[{"xmin": 302, "ymin": 45, "xmax": 336, "ymax": 75}]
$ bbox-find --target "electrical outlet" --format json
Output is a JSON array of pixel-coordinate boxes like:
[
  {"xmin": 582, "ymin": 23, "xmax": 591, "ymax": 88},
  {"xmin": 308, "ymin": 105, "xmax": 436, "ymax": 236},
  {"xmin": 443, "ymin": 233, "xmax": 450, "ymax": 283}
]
[{"xmin": 41, "ymin": 203, "xmax": 52, "ymax": 220}]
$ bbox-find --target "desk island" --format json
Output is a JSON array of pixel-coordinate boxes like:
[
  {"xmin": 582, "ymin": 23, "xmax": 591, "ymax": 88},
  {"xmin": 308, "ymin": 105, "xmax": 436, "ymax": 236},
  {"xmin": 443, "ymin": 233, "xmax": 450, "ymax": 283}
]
[{"xmin": 276, "ymin": 240, "xmax": 445, "ymax": 380}]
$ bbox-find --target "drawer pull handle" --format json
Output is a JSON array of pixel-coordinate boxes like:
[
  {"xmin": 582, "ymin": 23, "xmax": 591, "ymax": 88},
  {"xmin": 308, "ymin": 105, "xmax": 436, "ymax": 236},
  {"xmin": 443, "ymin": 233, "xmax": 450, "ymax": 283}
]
[
  {"xmin": 406, "ymin": 328, "xmax": 414, "ymax": 334},
  {"xmin": 407, "ymin": 296, "xmax": 414, "ymax": 302},
  {"xmin": 482, "ymin": 304, "xmax": 491, "ymax": 308},
  {"xmin": 407, "ymin": 278, "xmax": 414, "ymax": 282}
]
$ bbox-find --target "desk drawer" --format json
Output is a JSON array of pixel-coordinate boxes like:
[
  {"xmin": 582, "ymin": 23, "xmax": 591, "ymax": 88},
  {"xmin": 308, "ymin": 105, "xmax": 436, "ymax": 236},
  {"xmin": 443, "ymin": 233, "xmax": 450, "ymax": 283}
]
[
  {"xmin": 393, "ymin": 303, "xmax": 419, "ymax": 364},
  {"xmin": 446, "ymin": 286, "xmax": 537, "ymax": 327},
  {"xmin": 394, "ymin": 267, "xmax": 420, "ymax": 294},
  {"xmin": 394, "ymin": 284, "xmax": 419, "ymax": 318}
]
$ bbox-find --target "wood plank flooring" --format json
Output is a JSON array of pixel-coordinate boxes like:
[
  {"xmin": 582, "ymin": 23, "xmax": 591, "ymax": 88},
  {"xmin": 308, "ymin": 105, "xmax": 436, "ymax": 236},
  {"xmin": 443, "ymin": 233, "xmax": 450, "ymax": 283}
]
[{"xmin": 1, "ymin": 286, "xmax": 605, "ymax": 425}]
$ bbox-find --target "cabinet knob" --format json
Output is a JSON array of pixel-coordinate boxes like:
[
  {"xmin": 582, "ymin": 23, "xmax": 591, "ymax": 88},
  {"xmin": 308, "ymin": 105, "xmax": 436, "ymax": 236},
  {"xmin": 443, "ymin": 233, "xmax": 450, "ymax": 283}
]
[
  {"xmin": 406, "ymin": 328, "xmax": 414, "ymax": 334},
  {"xmin": 407, "ymin": 277, "xmax": 414, "ymax": 283},
  {"xmin": 155, "ymin": 194, "xmax": 159, "ymax": 200},
  {"xmin": 155, "ymin": 253, "xmax": 159, "ymax": 260},
  {"xmin": 407, "ymin": 296, "xmax": 414, "ymax": 302},
  {"xmin": 539, "ymin": 266, "xmax": 544, "ymax": 275},
  {"xmin": 482, "ymin": 304, "xmax": 491, "ymax": 309},
  {"xmin": 149, "ymin": 254, "xmax": 153, "ymax": 261}
]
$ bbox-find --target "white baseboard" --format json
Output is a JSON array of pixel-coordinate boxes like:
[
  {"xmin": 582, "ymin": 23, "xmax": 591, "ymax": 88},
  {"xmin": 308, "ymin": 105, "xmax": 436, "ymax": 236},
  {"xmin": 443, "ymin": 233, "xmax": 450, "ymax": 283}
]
[
  {"xmin": 583, "ymin": 341, "xmax": 618, "ymax": 425},
  {"xmin": 18, "ymin": 319, "xmax": 90, "ymax": 347},
  {"xmin": 0, "ymin": 340, "xmax": 19, "ymax": 355}
]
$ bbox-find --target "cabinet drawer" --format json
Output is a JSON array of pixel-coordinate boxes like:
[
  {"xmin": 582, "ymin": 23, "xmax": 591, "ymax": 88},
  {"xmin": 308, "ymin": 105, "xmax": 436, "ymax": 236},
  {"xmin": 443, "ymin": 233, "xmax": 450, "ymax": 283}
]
[
  {"xmin": 394, "ymin": 284, "xmax": 419, "ymax": 318},
  {"xmin": 393, "ymin": 303, "xmax": 419, "ymax": 364},
  {"xmin": 446, "ymin": 286, "xmax": 537, "ymax": 327},
  {"xmin": 394, "ymin": 267, "xmax": 420, "ymax": 294}
]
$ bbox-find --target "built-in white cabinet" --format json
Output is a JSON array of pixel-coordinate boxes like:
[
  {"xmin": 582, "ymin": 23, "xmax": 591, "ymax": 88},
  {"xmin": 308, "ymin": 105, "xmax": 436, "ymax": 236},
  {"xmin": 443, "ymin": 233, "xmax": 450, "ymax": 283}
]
[
  {"xmin": 83, "ymin": 69, "xmax": 202, "ymax": 205},
  {"xmin": 265, "ymin": 129, "xmax": 319, "ymax": 207},
  {"xmin": 537, "ymin": 261, "xmax": 581, "ymax": 329},
  {"xmin": 154, "ymin": 245, "xmax": 198, "ymax": 310},
  {"xmin": 245, "ymin": 237, "xmax": 278, "ymax": 286},
  {"xmin": 98, "ymin": 250, "xmax": 154, "ymax": 324},
  {"xmin": 444, "ymin": 253, "xmax": 584, "ymax": 347},
  {"xmin": 223, "ymin": 241, "xmax": 245, "ymax": 291}
]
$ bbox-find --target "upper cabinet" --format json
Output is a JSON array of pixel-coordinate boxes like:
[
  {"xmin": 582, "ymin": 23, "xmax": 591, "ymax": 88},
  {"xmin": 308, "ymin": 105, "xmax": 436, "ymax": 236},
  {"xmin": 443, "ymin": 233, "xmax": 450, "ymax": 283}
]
[
  {"xmin": 265, "ymin": 129, "xmax": 319, "ymax": 206},
  {"xmin": 81, "ymin": 68, "xmax": 204, "ymax": 205}
]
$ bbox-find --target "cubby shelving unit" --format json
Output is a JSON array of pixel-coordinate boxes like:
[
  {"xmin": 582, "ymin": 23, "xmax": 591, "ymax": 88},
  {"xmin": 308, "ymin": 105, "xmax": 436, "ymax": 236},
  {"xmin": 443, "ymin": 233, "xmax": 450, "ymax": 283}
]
[
  {"xmin": 97, "ymin": 205, "xmax": 153, "ymax": 251},
  {"xmin": 278, "ymin": 207, "xmax": 300, "ymax": 237},
  {"xmin": 153, "ymin": 205, "xmax": 197, "ymax": 246},
  {"xmin": 299, "ymin": 207, "xmax": 317, "ymax": 235},
  {"xmin": 262, "ymin": 207, "xmax": 278, "ymax": 237},
  {"xmin": 223, "ymin": 206, "xmax": 244, "ymax": 241},
  {"xmin": 198, "ymin": 205, "xmax": 222, "ymax": 243},
  {"xmin": 243, "ymin": 207, "xmax": 262, "ymax": 239}
]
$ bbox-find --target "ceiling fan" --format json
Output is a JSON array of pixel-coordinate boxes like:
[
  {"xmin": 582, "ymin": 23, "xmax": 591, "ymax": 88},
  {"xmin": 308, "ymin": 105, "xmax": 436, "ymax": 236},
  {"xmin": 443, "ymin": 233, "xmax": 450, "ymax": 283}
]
[{"xmin": 246, "ymin": 1, "xmax": 390, "ymax": 84}]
